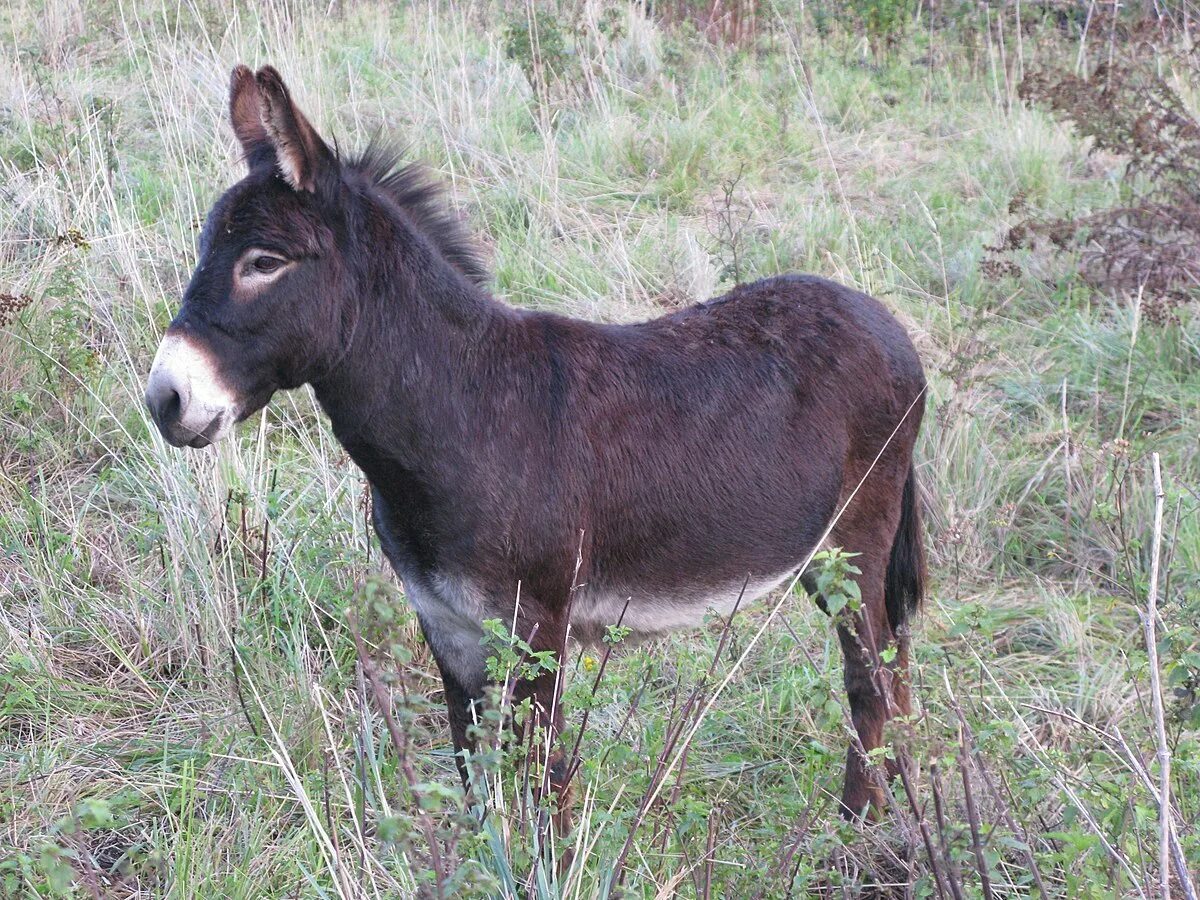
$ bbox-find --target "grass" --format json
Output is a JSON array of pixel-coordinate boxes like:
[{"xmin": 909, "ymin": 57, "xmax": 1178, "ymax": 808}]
[{"xmin": 2, "ymin": 0, "xmax": 1199, "ymax": 896}]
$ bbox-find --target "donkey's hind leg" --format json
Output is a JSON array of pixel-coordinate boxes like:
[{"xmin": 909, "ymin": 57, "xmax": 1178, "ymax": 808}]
[{"xmin": 828, "ymin": 511, "xmax": 907, "ymax": 818}]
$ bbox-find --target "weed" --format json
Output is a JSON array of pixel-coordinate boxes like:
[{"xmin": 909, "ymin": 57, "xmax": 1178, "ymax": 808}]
[
  {"xmin": 504, "ymin": 7, "xmax": 573, "ymax": 87},
  {"xmin": 1003, "ymin": 59, "xmax": 1200, "ymax": 325},
  {"xmin": 850, "ymin": 0, "xmax": 917, "ymax": 57},
  {"xmin": 0, "ymin": 294, "xmax": 33, "ymax": 328},
  {"xmin": 706, "ymin": 163, "xmax": 753, "ymax": 284}
]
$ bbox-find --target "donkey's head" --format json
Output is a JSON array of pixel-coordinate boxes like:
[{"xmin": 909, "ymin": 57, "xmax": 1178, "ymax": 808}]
[{"xmin": 145, "ymin": 66, "xmax": 350, "ymax": 448}]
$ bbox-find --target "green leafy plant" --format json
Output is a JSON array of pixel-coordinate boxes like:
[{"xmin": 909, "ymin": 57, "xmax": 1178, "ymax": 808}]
[
  {"xmin": 503, "ymin": 8, "xmax": 572, "ymax": 87},
  {"xmin": 481, "ymin": 617, "xmax": 560, "ymax": 685},
  {"xmin": 849, "ymin": 0, "xmax": 916, "ymax": 56},
  {"xmin": 808, "ymin": 547, "xmax": 862, "ymax": 619}
]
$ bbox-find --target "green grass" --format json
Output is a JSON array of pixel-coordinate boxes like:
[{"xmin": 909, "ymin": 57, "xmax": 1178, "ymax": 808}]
[{"xmin": 2, "ymin": 1, "xmax": 1199, "ymax": 897}]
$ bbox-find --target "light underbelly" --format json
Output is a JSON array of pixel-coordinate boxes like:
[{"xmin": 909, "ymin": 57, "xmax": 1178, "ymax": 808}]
[{"xmin": 569, "ymin": 569, "xmax": 798, "ymax": 644}]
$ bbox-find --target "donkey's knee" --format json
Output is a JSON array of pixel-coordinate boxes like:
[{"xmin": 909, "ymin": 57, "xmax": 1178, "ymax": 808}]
[{"xmin": 843, "ymin": 661, "xmax": 887, "ymax": 749}]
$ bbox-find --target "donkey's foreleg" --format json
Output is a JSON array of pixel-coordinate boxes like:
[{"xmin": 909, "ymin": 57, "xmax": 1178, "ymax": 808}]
[
  {"xmin": 506, "ymin": 609, "xmax": 575, "ymax": 837},
  {"xmin": 430, "ymin": 656, "xmax": 487, "ymax": 791},
  {"xmin": 512, "ymin": 664, "xmax": 575, "ymax": 836},
  {"xmin": 412, "ymin": 609, "xmax": 489, "ymax": 795}
]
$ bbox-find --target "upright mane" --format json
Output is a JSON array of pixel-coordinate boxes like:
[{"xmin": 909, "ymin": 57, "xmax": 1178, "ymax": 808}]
[{"xmin": 346, "ymin": 142, "xmax": 491, "ymax": 288}]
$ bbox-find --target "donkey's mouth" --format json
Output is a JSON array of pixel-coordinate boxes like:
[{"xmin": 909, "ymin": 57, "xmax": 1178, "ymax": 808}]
[
  {"xmin": 159, "ymin": 412, "xmax": 227, "ymax": 449},
  {"xmin": 190, "ymin": 413, "xmax": 228, "ymax": 448}
]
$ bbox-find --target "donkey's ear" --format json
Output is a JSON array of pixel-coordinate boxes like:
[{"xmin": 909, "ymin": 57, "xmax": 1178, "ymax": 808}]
[
  {"xmin": 254, "ymin": 66, "xmax": 335, "ymax": 193},
  {"xmin": 229, "ymin": 64, "xmax": 270, "ymax": 165}
]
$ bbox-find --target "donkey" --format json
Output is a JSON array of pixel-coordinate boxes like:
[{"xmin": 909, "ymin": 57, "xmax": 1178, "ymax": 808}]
[{"xmin": 145, "ymin": 65, "xmax": 927, "ymax": 821}]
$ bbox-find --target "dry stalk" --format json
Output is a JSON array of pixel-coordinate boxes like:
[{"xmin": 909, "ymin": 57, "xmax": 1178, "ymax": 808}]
[
  {"xmin": 1113, "ymin": 725, "xmax": 1199, "ymax": 900},
  {"xmin": 1142, "ymin": 453, "xmax": 1184, "ymax": 900},
  {"xmin": 350, "ymin": 616, "xmax": 449, "ymax": 900},
  {"xmin": 956, "ymin": 723, "xmax": 994, "ymax": 900}
]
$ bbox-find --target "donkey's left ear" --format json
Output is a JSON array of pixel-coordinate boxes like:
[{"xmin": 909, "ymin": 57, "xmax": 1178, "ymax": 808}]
[
  {"xmin": 230, "ymin": 65, "xmax": 270, "ymax": 166},
  {"xmin": 253, "ymin": 66, "xmax": 336, "ymax": 193}
]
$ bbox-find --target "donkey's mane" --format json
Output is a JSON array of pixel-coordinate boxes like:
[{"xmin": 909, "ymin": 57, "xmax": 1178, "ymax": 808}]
[{"xmin": 347, "ymin": 142, "xmax": 491, "ymax": 288}]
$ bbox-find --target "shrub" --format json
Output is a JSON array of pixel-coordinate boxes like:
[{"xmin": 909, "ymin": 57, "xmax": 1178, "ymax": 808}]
[
  {"xmin": 503, "ymin": 8, "xmax": 572, "ymax": 86},
  {"xmin": 1001, "ymin": 60, "xmax": 1200, "ymax": 325}
]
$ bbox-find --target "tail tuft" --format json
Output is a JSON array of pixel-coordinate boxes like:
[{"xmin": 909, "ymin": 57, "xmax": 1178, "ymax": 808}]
[{"xmin": 885, "ymin": 463, "xmax": 925, "ymax": 631}]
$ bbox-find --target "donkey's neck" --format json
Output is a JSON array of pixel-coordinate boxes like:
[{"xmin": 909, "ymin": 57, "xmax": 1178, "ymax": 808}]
[{"xmin": 310, "ymin": 220, "xmax": 512, "ymax": 482}]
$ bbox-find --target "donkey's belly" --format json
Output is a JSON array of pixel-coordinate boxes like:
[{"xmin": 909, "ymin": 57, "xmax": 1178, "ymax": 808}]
[{"xmin": 569, "ymin": 568, "xmax": 798, "ymax": 644}]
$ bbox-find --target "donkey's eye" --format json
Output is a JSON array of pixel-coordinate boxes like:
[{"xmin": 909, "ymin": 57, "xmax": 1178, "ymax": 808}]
[
  {"xmin": 234, "ymin": 252, "xmax": 293, "ymax": 296},
  {"xmin": 251, "ymin": 255, "xmax": 286, "ymax": 274}
]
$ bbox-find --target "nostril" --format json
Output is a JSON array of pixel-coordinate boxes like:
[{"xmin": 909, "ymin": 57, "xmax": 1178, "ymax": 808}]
[
  {"xmin": 160, "ymin": 387, "xmax": 181, "ymax": 425},
  {"xmin": 146, "ymin": 380, "xmax": 183, "ymax": 428}
]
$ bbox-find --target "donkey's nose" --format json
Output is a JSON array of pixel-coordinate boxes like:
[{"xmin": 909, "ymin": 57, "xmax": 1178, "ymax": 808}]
[
  {"xmin": 145, "ymin": 383, "xmax": 181, "ymax": 429},
  {"xmin": 145, "ymin": 368, "xmax": 184, "ymax": 435},
  {"xmin": 145, "ymin": 331, "xmax": 239, "ymax": 448}
]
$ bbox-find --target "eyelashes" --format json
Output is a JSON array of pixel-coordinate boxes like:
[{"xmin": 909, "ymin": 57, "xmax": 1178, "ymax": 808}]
[
  {"xmin": 234, "ymin": 249, "xmax": 294, "ymax": 294},
  {"xmin": 250, "ymin": 254, "xmax": 285, "ymax": 275}
]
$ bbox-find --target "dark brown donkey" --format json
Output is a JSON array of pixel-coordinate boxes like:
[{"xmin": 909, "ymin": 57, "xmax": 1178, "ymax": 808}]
[{"xmin": 145, "ymin": 65, "xmax": 927, "ymax": 821}]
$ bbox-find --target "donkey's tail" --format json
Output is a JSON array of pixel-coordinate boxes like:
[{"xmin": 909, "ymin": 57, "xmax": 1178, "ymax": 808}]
[{"xmin": 885, "ymin": 462, "xmax": 925, "ymax": 631}]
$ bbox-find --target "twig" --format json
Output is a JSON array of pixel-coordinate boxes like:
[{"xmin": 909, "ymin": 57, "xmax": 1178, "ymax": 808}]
[
  {"xmin": 1143, "ymin": 454, "xmax": 1189, "ymax": 900},
  {"xmin": 945, "ymin": 673, "xmax": 1048, "ymax": 899},
  {"xmin": 957, "ymin": 724, "xmax": 994, "ymax": 900},
  {"xmin": 929, "ymin": 764, "xmax": 965, "ymax": 900},
  {"xmin": 897, "ymin": 760, "xmax": 951, "ymax": 900},
  {"xmin": 748, "ymin": 790, "xmax": 827, "ymax": 900},
  {"xmin": 229, "ymin": 625, "xmax": 260, "ymax": 739},
  {"xmin": 562, "ymin": 594, "xmax": 633, "ymax": 787},
  {"xmin": 612, "ymin": 583, "xmax": 747, "ymax": 887},
  {"xmin": 351, "ymin": 616, "xmax": 448, "ymax": 899}
]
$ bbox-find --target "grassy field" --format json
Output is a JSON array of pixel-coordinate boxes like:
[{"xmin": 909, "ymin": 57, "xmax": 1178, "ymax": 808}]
[{"xmin": 2, "ymin": 1, "xmax": 1199, "ymax": 896}]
